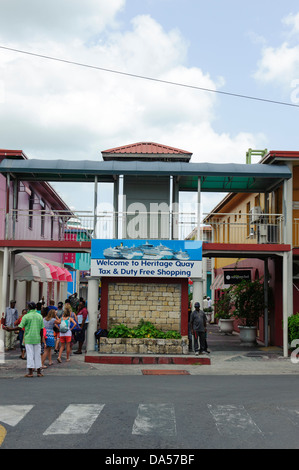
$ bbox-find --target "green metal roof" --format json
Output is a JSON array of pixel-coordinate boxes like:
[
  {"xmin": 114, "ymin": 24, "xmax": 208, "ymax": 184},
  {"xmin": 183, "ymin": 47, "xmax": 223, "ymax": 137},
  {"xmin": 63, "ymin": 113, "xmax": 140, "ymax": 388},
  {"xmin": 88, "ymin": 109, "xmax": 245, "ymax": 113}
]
[{"xmin": 0, "ymin": 158, "xmax": 291, "ymax": 193}]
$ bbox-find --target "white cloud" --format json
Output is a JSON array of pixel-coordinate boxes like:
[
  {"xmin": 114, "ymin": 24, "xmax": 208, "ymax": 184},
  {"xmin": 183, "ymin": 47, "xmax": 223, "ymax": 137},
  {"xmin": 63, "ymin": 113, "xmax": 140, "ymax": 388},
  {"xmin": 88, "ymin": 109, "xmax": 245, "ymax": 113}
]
[
  {"xmin": 254, "ymin": 11, "xmax": 299, "ymax": 89},
  {"xmin": 0, "ymin": 4, "xmax": 264, "ymax": 211},
  {"xmin": 0, "ymin": 0, "xmax": 125, "ymax": 41}
]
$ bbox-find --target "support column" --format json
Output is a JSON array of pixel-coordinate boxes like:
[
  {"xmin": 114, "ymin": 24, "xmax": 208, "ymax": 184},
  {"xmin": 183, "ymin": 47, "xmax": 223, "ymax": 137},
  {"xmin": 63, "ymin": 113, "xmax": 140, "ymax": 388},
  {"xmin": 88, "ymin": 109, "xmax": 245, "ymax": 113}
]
[
  {"xmin": 192, "ymin": 177, "xmax": 204, "ymax": 308},
  {"xmin": 282, "ymin": 166, "xmax": 293, "ymax": 357},
  {"xmin": 264, "ymin": 258, "xmax": 269, "ymax": 347},
  {"xmin": 113, "ymin": 176, "xmax": 119, "ymax": 239},
  {"xmin": 86, "ymin": 277, "xmax": 99, "ymax": 352},
  {"xmin": 283, "ymin": 251, "xmax": 293, "ymax": 357},
  {"xmin": 93, "ymin": 176, "xmax": 98, "ymax": 237},
  {"xmin": 192, "ymin": 279, "xmax": 203, "ymax": 309},
  {"xmin": 171, "ymin": 176, "xmax": 179, "ymax": 240},
  {"xmin": 197, "ymin": 177, "xmax": 201, "ymax": 241},
  {"xmin": 0, "ymin": 248, "xmax": 9, "ymax": 361}
]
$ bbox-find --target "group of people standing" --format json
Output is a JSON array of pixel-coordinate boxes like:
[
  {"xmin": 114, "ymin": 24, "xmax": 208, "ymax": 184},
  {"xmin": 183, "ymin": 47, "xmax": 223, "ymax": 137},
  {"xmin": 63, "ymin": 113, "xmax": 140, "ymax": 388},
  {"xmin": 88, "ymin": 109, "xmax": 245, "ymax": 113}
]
[{"xmin": 2, "ymin": 294, "xmax": 89, "ymax": 378}]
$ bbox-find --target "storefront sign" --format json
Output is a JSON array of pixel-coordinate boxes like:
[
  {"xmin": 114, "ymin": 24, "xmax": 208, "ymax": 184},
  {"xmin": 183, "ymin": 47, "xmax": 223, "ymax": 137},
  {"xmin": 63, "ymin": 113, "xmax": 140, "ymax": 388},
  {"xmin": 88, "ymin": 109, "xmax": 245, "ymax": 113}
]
[
  {"xmin": 224, "ymin": 270, "xmax": 251, "ymax": 284},
  {"xmin": 91, "ymin": 239, "xmax": 202, "ymax": 278}
]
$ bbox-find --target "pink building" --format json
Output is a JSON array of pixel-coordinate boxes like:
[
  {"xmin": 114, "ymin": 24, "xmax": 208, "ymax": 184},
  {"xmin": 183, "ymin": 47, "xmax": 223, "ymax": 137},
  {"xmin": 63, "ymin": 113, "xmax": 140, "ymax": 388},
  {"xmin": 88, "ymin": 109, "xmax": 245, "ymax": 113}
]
[{"xmin": 0, "ymin": 149, "xmax": 73, "ymax": 311}]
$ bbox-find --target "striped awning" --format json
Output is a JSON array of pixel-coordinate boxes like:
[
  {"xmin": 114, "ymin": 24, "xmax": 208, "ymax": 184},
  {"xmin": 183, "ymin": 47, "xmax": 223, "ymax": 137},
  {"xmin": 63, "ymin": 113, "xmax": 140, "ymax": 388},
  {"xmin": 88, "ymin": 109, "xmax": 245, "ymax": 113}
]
[
  {"xmin": 34, "ymin": 259, "xmax": 52, "ymax": 282},
  {"xmin": 210, "ymin": 274, "xmax": 229, "ymax": 290},
  {"xmin": 14, "ymin": 254, "xmax": 41, "ymax": 282},
  {"xmin": 46, "ymin": 264, "xmax": 72, "ymax": 282}
]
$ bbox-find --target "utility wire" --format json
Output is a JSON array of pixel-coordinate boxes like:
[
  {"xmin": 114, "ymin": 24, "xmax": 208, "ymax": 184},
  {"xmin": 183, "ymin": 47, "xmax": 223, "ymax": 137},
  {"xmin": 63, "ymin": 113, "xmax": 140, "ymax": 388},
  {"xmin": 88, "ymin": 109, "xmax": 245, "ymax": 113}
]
[{"xmin": 1, "ymin": 44, "xmax": 298, "ymax": 108}]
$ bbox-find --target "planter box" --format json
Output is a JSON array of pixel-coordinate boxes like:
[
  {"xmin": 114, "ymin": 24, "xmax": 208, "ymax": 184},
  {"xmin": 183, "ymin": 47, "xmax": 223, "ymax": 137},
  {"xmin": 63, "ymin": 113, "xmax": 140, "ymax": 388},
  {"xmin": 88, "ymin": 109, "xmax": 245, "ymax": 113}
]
[
  {"xmin": 239, "ymin": 326, "xmax": 257, "ymax": 346},
  {"xmin": 99, "ymin": 337, "xmax": 189, "ymax": 355},
  {"xmin": 219, "ymin": 318, "xmax": 234, "ymax": 335}
]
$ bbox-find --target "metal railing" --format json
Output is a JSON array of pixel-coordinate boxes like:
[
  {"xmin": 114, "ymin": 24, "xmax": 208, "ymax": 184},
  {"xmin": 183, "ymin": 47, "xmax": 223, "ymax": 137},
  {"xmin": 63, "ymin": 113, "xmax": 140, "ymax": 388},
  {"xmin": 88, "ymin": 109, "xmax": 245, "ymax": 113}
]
[
  {"xmin": 203, "ymin": 212, "xmax": 284, "ymax": 244},
  {"xmin": 0, "ymin": 209, "xmax": 198, "ymax": 241},
  {"xmin": 0, "ymin": 209, "xmax": 288, "ymax": 244},
  {"xmin": 293, "ymin": 219, "xmax": 299, "ymax": 247}
]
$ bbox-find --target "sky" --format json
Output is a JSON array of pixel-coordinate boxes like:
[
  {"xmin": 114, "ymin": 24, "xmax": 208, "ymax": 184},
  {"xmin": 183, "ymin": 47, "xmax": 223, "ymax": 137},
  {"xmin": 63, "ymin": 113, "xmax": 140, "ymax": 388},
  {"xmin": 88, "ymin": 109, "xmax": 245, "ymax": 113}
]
[{"xmin": 1, "ymin": 0, "xmax": 299, "ymax": 217}]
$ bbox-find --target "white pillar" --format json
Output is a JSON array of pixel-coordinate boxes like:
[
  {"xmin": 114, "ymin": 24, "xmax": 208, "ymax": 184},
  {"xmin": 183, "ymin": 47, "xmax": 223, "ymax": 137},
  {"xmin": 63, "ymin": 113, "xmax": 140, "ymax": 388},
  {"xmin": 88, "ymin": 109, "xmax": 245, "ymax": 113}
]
[
  {"xmin": 9, "ymin": 252, "xmax": 15, "ymax": 301},
  {"xmin": 264, "ymin": 258, "xmax": 269, "ymax": 347},
  {"xmin": 197, "ymin": 177, "xmax": 201, "ymax": 241},
  {"xmin": 113, "ymin": 176, "xmax": 119, "ymax": 239},
  {"xmin": 0, "ymin": 247, "xmax": 9, "ymax": 361},
  {"xmin": 93, "ymin": 176, "xmax": 98, "ymax": 237},
  {"xmin": 192, "ymin": 278, "xmax": 203, "ymax": 310},
  {"xmin": 1, "ymin": 247, "xmax": 9, "ymax": 313},
  {"xmin": 283, "ymin": 251, "xmax": 293, "ymax": 357},
  {"xmin": 86, "ymin": 277, "xmax": 99, "ymax": 352},
  {"xmin": 282, "ymin": 167, "xmax": 293, "ymax": 357},
  {"xmin": 192, "ymin": 177, "xmax": 204, "ymax": 308}
]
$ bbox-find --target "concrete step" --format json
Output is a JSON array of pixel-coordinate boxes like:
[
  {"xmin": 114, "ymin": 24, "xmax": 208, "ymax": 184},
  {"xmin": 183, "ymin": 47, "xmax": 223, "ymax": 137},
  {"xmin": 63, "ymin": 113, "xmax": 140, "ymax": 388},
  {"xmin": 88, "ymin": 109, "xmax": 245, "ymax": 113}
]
[{"xmin": 85, "ymin": 353, "xmax": 210, "ymax": 365}]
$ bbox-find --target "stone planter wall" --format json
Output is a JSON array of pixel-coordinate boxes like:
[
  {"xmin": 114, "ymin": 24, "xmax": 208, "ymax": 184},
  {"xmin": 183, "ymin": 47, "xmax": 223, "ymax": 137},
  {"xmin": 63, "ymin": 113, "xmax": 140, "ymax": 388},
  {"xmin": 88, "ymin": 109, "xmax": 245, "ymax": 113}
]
[
  {"xmin": 108, "ymin": 282, "xmax": 181, "ymax": 331},
  {"xmin": 99, "ymin": 337, "xmax": 189, "ymax": 355}
]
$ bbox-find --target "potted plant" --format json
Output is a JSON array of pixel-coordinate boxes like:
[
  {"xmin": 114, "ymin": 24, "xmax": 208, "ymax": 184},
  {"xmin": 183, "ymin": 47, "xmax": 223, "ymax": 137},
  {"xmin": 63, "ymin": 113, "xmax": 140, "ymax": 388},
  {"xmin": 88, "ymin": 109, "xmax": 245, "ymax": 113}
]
[
  {"xmin": 231, "ymin": 278, "xmax": 265, "ymax": 345},
  {"xmin": 215, "ymin": 288, "xmax": 234, "ymax": 334}
]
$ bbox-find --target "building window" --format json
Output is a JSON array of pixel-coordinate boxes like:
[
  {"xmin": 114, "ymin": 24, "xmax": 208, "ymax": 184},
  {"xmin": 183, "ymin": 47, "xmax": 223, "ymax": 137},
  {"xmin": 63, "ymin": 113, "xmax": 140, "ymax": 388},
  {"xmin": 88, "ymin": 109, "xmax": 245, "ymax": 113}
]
[
  {"xmin": 246, "ymin": 202, "xmax": 251, "ymax": 237},
  {"xmin": 28, "ymin": 188, "xmax": 34, "ymax": 229},
  {"xmin": 40, "ymin": 199, "xmax": 46, "ymax": 237}
]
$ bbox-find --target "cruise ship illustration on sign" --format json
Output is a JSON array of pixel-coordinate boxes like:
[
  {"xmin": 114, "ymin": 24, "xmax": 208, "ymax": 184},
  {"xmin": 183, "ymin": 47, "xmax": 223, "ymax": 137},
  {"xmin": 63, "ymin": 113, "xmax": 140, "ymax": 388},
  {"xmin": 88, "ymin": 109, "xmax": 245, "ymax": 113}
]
[{"xmin": 103, "ymin": 242, "xmax": 190, "ymax": 261}]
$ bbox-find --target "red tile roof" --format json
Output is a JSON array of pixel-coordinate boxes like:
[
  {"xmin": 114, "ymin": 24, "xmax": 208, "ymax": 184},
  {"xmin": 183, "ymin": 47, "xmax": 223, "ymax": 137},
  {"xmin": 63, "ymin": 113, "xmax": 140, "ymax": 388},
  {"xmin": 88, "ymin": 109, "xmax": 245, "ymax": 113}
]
[
  {"xmin": 102, "ymin": 142, "xmax": 192, "ymax": 156},
  {"xmin": 0, "ymin": 149, "xmax": 28, "ymax": 160}
]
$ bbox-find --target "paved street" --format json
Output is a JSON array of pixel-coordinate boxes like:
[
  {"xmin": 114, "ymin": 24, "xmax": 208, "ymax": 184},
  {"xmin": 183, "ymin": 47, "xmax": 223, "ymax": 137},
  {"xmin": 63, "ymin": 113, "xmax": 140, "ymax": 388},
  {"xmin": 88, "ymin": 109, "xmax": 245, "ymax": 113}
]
[
  {"xmin": 1, "ymin": 324, "xmax": 299, "ymax": 450},
  {"xmin": 0, "ymin": 375, "xmax": 299, "ymax": 450}
]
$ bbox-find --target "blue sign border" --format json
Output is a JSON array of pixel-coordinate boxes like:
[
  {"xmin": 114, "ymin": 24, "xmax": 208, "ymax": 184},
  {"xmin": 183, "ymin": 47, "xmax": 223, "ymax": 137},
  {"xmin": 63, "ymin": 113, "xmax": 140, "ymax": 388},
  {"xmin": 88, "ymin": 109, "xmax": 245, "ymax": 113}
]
[{"xmin": 91, "ymin": 239, "xmax": 202, "ymax": 261}]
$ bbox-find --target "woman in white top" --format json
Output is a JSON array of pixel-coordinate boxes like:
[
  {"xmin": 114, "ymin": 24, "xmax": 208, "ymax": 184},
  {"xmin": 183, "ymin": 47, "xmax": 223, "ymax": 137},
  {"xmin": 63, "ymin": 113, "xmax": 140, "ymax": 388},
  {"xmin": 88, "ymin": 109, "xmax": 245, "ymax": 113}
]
[{"xmin": 56, "ymin": 306, "xmax": 77, "ymax": 363}]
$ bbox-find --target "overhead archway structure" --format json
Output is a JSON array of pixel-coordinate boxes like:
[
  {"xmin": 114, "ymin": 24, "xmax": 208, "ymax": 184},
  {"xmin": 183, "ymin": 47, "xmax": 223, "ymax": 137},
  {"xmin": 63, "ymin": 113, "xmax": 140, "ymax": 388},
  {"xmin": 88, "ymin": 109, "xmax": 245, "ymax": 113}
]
[{"xmin": 0, "ymin": 152, "xmax": 293, "ymax": 356}]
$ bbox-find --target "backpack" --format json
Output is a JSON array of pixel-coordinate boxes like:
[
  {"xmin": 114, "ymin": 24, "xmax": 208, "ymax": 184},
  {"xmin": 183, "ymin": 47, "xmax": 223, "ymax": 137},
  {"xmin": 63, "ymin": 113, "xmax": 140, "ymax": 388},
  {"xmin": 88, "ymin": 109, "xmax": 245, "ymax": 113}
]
[
  {"xmin": 60, "ymin": 318, "xmax": 69, "ymax": 333},
  {"xmin": 95, "ymin": 328, "xmax": 108, "ymax": 339}
]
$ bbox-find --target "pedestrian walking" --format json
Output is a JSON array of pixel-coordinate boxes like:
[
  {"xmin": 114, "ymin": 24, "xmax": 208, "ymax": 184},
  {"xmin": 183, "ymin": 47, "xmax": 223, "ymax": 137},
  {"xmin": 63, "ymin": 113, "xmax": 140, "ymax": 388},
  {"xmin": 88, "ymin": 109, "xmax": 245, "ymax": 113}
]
[
  {"xmin": 14, "ymin": 308, "xmax": 27, "ymax": 360},
  {"xmin": 4, "ymin": 301, "xmax": 44, "ymax": 377},
  {"xmin": 4, "ymin": 300, "xmax": 18, "ymax": 351},
  {"xmin": 41, "ymin": 309, "xmax": 57, "ymax": 368},
  {"xmin": 190, "ymin": 302, "xmax": 210, "ymax": 355},
  {"xmin": 74, "ymin": 300, "xmax": 88, "ymax": 354},
  {"xmin": 56, "ymin": 302, "xmax": 64, "ymax": 319},
  {"xmin": 56, "ymin": 307, "xmax": 78, "ymax": 363}
]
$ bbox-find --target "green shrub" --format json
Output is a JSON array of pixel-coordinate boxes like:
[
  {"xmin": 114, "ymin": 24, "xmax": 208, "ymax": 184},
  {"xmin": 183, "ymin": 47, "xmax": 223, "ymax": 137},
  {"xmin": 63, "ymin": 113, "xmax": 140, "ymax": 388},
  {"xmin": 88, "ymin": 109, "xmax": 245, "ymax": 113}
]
[
  {"xmin": 107, "ymin": 319, "xmax": 181, "ymax": 339},
  {"xmin": 288, "ymin": 313, "xmax": 299, "ymax": 345}
]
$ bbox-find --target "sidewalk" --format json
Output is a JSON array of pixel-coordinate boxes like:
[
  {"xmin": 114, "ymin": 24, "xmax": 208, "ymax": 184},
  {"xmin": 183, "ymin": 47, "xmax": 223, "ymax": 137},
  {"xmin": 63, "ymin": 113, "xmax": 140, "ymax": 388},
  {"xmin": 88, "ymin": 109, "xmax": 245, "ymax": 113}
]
[{"xmin": 1, "ymin": 324, "xmax": 298, "ymax": 377}]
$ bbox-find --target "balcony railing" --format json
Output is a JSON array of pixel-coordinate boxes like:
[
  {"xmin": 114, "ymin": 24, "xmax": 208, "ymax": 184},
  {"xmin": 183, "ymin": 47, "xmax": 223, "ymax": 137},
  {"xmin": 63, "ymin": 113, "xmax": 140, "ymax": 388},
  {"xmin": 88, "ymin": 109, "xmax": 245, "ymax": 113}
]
[
  {"xmin": 0, "ymin": 209, "xmax": 198, "ymax": 241},
  {"xmin": 203, "ymin": 213, "xmax": 284, "ymax": 244},
  {"xmin": 0, "ymin": 209, "xmax": 289, "ymax": 244}
]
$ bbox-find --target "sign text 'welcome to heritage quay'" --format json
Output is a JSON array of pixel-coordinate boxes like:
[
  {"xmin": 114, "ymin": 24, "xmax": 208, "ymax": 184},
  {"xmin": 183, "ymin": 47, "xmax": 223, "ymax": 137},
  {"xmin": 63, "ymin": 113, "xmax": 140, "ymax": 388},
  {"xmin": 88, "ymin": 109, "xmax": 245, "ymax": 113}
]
[{"xmin": 91, "ymin": 240, "xmax": 202, "ymax": 278}]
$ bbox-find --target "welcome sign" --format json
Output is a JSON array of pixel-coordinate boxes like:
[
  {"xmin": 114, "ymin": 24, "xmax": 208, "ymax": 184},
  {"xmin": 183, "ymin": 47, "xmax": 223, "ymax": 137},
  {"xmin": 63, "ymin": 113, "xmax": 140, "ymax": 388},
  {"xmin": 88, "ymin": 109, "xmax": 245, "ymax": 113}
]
[{"xmin": 91, "ymin": 239, "xmax": 202, "ymax": 278}]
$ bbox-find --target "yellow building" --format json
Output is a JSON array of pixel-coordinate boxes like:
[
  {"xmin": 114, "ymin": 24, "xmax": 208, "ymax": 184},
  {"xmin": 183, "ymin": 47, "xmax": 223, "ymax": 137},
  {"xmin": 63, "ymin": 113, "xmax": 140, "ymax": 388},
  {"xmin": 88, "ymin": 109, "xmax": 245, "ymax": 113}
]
[{"xmin": 204, "ymin": 150, "xmax": 298, "ymax": 351}]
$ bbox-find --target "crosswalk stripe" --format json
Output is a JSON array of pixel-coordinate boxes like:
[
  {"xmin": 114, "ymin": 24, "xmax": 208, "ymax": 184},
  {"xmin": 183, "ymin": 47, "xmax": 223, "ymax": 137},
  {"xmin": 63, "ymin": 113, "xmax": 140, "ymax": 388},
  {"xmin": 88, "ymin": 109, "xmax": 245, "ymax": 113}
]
[
  {"xmin": 0, "ymin": 405, "xmax": 34, "ymax": 426},
  {"xmin": 132, "ymin": 404, "xmax": 176, "ymax": 436},
  {"xmin": 208, "ymin": 404, "xmax": 263, "ymax": 437},
  {"xmin": 277, "ymin": 407, "xmax": 299, "ymax": 427},
  {"xmin": 43, "ymin": 404, "xmax": 105, "ymax": 435}
]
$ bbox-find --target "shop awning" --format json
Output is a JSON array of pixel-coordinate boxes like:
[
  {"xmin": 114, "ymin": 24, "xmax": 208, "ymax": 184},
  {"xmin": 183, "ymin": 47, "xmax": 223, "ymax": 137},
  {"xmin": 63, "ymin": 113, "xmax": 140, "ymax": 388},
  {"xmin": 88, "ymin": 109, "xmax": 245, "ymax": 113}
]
[
  {"xmin": 46, "ymin": 263, "xmax": 58, "ymax": 280},
  {"xmin": 63, "ymin": 268, "xmax": 73, "ymax": 282},
  {"xmin": 57, "ymin": 266, "xmax": 67, "ymax": 281},
  {"xmin": 15, "ymin": 254, "xmax": 41, "ymax": 282},
  {"xmin": 46, "ymin": 263, "xmax": 72, "ymax": 282},
  {"xmin": 33, "ymin": 259, "xmax": 52, "ymax": 282},
  {"xmin": 210, "ymin": 274, "xmax": 229, "ymax": 290}
]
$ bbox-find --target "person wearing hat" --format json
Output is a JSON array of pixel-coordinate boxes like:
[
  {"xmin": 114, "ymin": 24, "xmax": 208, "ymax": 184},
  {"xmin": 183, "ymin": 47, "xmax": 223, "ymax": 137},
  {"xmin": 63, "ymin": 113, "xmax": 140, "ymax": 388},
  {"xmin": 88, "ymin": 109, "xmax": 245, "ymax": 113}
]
[
  {"xmin": 190, "ymin": 301, "xmax": 210, "ymax": 355},
  {"xmin": 4, "ymin": 301, "xmax": 44, "ymax": 377},
  {"xmin": 4, "ymin": 300, "xmax": 18, "ymax": 351}
]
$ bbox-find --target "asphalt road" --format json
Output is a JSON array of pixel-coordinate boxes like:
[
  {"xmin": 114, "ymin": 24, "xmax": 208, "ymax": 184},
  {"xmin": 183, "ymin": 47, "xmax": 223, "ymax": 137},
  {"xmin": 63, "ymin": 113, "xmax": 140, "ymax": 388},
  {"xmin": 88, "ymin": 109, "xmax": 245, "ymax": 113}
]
[{"xmin": 1, "ymin": 374, "xmax": 299, "ymax": 450}]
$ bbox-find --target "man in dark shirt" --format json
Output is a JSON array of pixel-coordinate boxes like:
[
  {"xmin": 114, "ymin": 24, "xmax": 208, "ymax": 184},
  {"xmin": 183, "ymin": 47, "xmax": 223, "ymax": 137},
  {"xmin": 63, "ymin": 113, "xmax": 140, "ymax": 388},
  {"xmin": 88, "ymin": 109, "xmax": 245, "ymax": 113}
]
[{"xmin": 190, "ymin": 302, "xmax": 209, "ymax": 355}]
